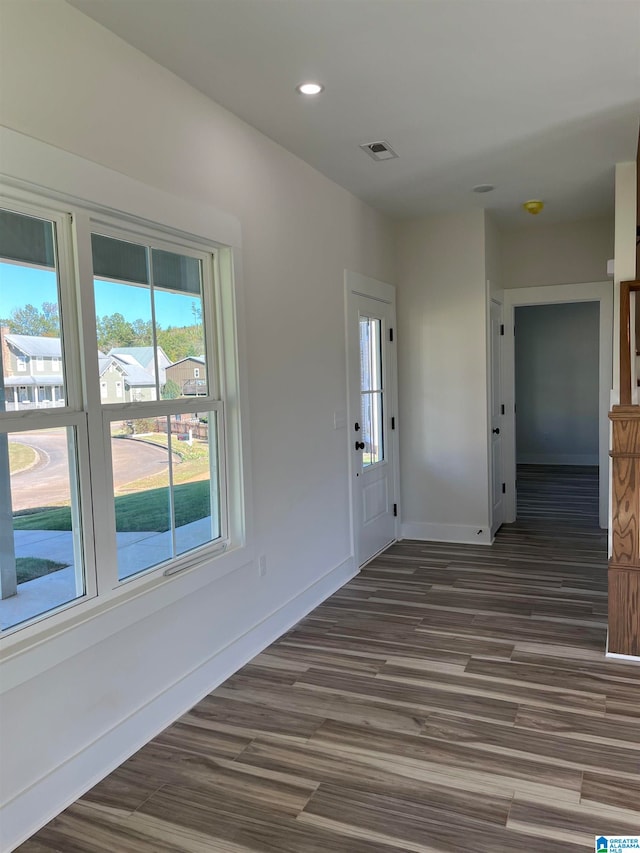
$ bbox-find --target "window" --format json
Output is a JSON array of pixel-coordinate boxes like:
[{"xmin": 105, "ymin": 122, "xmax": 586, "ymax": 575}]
[
  {"xmin": 0, "ymin": 194, "xmax": 240, "ymax": 637},
  {"xmin": 0, "ymin": 206, "xmax": 86, "ymax": 631},
  {"xmin": 194, "ymin": 367, "xmax": 200, "ymax": 379},
  {"xmin": 92, "ymin": 229, "xmax": 221, "ymax": 582}
]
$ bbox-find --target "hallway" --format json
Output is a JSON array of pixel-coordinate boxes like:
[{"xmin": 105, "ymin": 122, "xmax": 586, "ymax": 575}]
[
  {"xmin": 516, "ymin": 463, "xmax": 601, "ymax": 528},
  {"xmin": 19, "ymin": 487, "xmax": 639, "ymax": 852}
]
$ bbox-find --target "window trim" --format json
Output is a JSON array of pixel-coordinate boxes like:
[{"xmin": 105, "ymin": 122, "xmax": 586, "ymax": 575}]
[{"xmin": 0, "ymin": 167, "xmax": 250, "ymax": 652}]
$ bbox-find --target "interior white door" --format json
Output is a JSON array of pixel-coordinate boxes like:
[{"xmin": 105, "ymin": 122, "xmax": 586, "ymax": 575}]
[
  {"xmin": 490, "ymin": 298, "xmax": 505, "ymax": 535},
  {"xmin": 346, "ymin": 273, "xmax": 398, "ymax": 566}
]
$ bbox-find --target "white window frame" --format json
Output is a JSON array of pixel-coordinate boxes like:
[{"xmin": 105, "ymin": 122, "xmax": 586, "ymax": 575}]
[
  {"xmin": 16, "ymin": 356, "xmax": 27, "ymax": 372},
  {"xmin": 0, "ymin": 197, "xmax": 98, "ymax": 628},
  {"xmin": 36, "ymin": 357, "xmax": 44, "ymax": 372},
  {"xmin": 85, "ymin": 216, "xmax": 229, "ymax": 588},
  {"xmin": 0, "ymin": 170, "xmax": 249, "ymax": 649}
]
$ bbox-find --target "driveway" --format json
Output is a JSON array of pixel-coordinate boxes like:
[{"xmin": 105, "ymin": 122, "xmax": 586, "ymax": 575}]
[{"xmin": 9, "ymin": 430, "xmax": 171, "ymax": 511}]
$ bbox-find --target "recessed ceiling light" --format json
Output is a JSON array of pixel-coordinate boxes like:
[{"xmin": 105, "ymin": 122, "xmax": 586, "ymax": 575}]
[
  {"xmin": 473, "ymin": 184, "xmax": 495, "ymax": 193},
  {"xmin": 296, "ymin": 82, "xmax": 324, "ymax": 95}
]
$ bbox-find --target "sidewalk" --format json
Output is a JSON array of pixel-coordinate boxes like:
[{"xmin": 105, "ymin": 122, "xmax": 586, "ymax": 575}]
[{"xmin": 2, "ymin": 518, "xmax": 215, "ymax": 631}]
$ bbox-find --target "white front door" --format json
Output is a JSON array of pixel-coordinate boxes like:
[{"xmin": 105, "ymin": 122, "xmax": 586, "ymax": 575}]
[
  {"xmin": 346, "ymin": 272, "xmax": 398, "ymax": 566},
  {"xmin": 490, "ymin": 298, "xmax": 505, "ymax": 535}
]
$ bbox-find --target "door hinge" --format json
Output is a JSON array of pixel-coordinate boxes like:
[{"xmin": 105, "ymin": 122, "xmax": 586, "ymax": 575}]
[
  {"xmin": 393, "ymin": 503, "xmax": 398, "ymax": 517},
  {"xmin": 500, "ymin": 324, "xmax": 504, "ymax": 336},
  {"xmin": 502, "ymin": 483, "xmax": 506, "ymax": 494},
  {"xmin": 500, "ymin": 404, "xmax": 505, "ymax": 415},
  {"xmin": 389, "ymin": 328, "xmax": 394, "ymax": 342},
  {"xmin": 391, "ymin": 416, "xmax": 396, "ymax": 430}
]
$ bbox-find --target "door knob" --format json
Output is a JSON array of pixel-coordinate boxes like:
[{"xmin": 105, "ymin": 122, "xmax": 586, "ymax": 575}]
[
  {"xmin": 354, "ymin": 422, "xmax": 361, "ymax": 432},
  {"xmin": 355, "ymin": 441, "xmax": 365, "ymax": 450},
  {"xmin": 492, "ymin": 428, "xmax": 500, "ymax": 435}
]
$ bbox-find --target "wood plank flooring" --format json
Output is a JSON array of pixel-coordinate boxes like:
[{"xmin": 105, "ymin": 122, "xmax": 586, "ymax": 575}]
[
  {"xmin": 18, "ymin": 470, "xmax": 640, "ymax": 852},
  {"xmin": 516, "ymin": 464, "xmax": 600, "ymax": 526}
]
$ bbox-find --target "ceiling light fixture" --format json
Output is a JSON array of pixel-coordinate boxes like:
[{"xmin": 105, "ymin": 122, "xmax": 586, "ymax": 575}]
[
  {"xmin": 523, "ymin": 199, "xmax": 544, "ymax": 215},
  {"xmin": 473, "ymin": 184, "xmax": 495, "ymax": 193},
  {"xmin": 296, "ymin": 82, "xmax": 324, "ymax": 95}
]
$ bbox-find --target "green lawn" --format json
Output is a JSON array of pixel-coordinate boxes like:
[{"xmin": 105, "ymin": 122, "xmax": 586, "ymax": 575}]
[
  {"xmin": 17, "ymin": 557, "xmax": 67, "ymax": 583},
  {"xmin": 13, "ymin": 480, "xmax": 211, "ymax": 533}
]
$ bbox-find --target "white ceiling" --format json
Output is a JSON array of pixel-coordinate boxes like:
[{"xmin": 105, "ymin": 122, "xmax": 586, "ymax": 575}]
[{"xmin": 68, "ymin": 0, "xmax": 640, "ymax": 225}]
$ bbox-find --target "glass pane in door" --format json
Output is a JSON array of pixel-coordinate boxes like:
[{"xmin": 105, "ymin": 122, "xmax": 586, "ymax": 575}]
[{"xmin": 359, "ymin": 316, "xmax": 384, "ymax": 467}]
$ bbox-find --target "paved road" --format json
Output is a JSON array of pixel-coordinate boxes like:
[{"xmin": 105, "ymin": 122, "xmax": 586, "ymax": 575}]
[{"xmin": 9, "ymin": 431, "xmax": 171, "ymax": 512}]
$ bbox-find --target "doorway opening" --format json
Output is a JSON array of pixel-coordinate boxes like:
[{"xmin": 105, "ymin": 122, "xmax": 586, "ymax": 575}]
[
  {"xmin": 502, "ymin": 281, "xmax": 613, "ymax": 530},
  {"xmin": 514, "ymin": 301, "xmax": 600, "ymax": 528}
]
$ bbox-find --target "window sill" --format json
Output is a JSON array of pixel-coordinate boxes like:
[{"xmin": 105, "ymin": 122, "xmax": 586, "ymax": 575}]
[{"xmin": 0, "ymin": 541, "xmax": 252, "ymax": 691}]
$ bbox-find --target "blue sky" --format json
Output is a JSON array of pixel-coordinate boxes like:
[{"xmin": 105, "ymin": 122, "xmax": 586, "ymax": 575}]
[{"xmin": 0, "ymin": 263, "xmax": 199, "ymax": 328}]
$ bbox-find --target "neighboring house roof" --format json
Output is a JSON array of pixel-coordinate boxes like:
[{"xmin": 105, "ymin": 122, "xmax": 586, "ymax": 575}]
[
  {"xmin": 111, "ymin": 355, "xmax": 155, "ymax": 386},
  {"xmin": 5, "ymin": 376, "xmax": 63, "ymax": 386},
  {"xmin": 108, "ymin": 346, "xmax": 171, "ymax": 372},
  {"xmin": 100, "ymin": 353, "xmax": 156, "ymax": 387},
  {"xmin": 97, "ymin": 354, "xmax": 112, "ymax": 377},
  {"xmin": 167, "ymin": 355, "xmax": 205, "ymax": 367},
  {"xmin": 5, "ymin": 334, "xmax": 61, "ymax": 358}
]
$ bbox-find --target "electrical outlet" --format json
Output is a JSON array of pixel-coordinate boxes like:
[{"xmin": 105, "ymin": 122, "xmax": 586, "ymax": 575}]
[{"xmin": 258, "ymin": 554, "xmax": 267, "ymax": 577}]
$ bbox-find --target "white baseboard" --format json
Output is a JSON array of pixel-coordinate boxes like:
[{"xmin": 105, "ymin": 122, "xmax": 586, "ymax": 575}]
[
  {"xmin": 401, "ymin": 522, "xmax": 493, "ymax": 546},
  {"xmin": 1, "ymin": 556, "xmax": 356, "ymax": 852},
  {"xmin": 516, "ymin": 454, "xmax": 599, "ymax": 466},
  {"xmin": 605, "ymin": 651, "xmax": 640, "ymax": 662},
  {"xmin": 605, "ymin": 630, "xmax": 640, "ymax": 663}
]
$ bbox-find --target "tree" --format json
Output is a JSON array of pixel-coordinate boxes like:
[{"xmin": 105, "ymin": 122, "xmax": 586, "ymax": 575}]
[
  {"xmin": 157, "ymin": 325, "xmax": 204, "ymax": 363},
  {"xmin": 130, "ymin": 318, "xmax": 153, "ymax": 346},
  {"xmin": 161, "ymin": 379, "xmax": 181, "ymax": 400},
  {"xmin": 2, "ymin": 302, "xmax": 59, "ymax": 336},
  {"xmin": 96, "ymin": 312, "xmax": 135, "ymax": 351}
]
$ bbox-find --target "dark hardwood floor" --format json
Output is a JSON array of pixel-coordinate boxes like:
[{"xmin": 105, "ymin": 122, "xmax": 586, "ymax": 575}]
[{"xmin": 18, "ymin": 468, "xmax": 639, "ymax": 852}]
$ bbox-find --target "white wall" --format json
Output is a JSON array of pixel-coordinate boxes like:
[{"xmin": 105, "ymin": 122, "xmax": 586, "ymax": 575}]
[
  {"xmin": 502, "ymin": 216, "xmax": 614, "ymax": 290},
  {"xmin": 515, "ymin": 302, "xmax": 600, "ymax": 465},
  {"xmin": 485, "ymin": 213, "xmax": 503, "ymax": 295},
  {"xmin": 395, "ymin": 210, "xmax": 491, "ymax": 544},
  {"xmin": 0, "ymin": 1, "xmax": 396, "ymax": 848}
]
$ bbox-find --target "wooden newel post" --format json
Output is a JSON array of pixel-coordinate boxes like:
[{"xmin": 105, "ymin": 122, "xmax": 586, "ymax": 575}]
[{"xmin": 608, "ymin": 279, "xmax": 640, "ymax": 656}]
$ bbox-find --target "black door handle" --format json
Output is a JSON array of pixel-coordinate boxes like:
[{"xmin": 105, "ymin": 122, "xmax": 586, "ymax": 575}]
[
  {"xmin": 492, "ymin": 428, "xmax": 500, "ymax": 435},
  {"xmin": 354, "ymin": 422, "xmax": 361, "ymax": 432},
  {"xmin": 355, "ymin": 441, "xmax": 365, "ymax": 450}
]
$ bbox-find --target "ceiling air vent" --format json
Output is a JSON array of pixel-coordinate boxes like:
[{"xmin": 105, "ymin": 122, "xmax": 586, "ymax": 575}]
[{"xmin": 360, "ymin": 140, "xmax": 398, "ymax": 161}]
